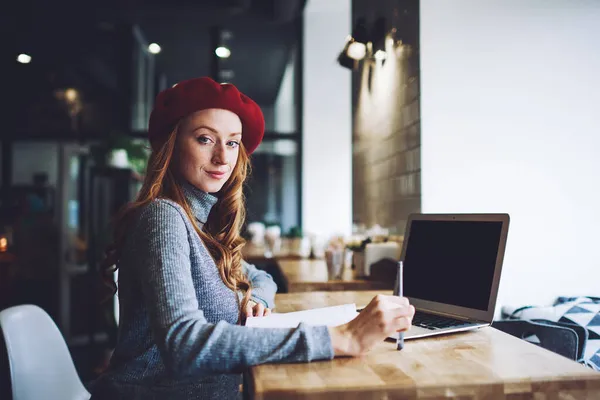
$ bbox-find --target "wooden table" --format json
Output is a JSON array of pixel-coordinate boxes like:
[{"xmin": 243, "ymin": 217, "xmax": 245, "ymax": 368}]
[
  {"xmin": 277, "ymin": 259, "xmax": 394, "ymax": 293},
  {"xmin": 243, "ymin": 243, "xmax": 281, "ymax": 265},
  {"xmin": 247, "ymin": 291, "xmax": 600, "ymax": 400}
]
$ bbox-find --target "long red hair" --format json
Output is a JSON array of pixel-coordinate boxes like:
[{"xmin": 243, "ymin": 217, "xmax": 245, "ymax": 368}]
[{"xmin": 100, "ymin": 125, "xmax": 252, "ymax": 319}]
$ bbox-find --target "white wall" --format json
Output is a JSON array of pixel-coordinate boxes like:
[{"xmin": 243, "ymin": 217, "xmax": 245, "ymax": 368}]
[
  {"xmin": 274, "ymin": 49, "xmax": 297, "ymax": 133},
  {"xmin": 303, "ymin": 0, "xmax": 352, "ymax": 237},
  {"xmin": 420, "ymin": 0, "xmax": 600, "ymax": 311}
]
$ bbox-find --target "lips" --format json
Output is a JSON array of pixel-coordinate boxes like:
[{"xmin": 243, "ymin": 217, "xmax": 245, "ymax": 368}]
[{"xmin": 206, "ymin": 170, "xmax": 227, "ymax": 179}]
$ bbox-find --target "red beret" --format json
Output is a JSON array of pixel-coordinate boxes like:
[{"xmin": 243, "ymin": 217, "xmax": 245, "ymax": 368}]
[{"xmin": 148, "ymin": 77, "xmax": 265, "ymax": 154}]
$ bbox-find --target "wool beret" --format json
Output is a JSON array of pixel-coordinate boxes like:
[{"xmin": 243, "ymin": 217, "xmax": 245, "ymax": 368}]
[{"xmin": 148, "ymin": 77, "xmax": 265, "ymax": 154}]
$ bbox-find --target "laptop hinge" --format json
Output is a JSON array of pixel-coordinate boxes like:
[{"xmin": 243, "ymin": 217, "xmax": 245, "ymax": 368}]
[{"xmin": 419, "ymin": 308, "xmax": 487, "ymax": 324}]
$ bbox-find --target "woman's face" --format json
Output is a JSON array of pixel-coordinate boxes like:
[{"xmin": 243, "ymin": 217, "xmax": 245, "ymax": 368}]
[{"xmin": 176, "ymin": 108, "xmax": 242, "ymax": 193}]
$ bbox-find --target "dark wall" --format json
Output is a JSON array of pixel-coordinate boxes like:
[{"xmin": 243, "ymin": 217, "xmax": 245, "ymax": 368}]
[{"xmin": 351, "ymin": 0, "xmax": 421, "ymax": 234}]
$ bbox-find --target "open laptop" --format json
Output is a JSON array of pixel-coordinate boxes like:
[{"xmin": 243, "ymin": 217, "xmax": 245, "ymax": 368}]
[{"xmin": 394, "ymin": 213, "xmax": 510, "ymax": 340}]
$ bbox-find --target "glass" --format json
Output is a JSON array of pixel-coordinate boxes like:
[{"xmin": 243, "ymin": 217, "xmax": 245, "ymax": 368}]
[
  {"xmin": 325, "ymin": 248, "xmax": 344, "ymax": 280},
  {"xmin": 263, "ymin": 226, "xmax": 281, "ymax": 259}
]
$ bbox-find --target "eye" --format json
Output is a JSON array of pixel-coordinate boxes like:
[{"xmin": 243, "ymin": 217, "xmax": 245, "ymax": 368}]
[
  {"xmin": 227, "ymin": 140, "xmax": 240, "ymax": 148},
  {"xmin": 196, "ymin": 136, "xmax": 212, "ymax": 144}
]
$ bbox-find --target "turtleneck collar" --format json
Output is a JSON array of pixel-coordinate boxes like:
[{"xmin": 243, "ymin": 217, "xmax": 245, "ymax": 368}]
[{"xmin": 180, "ymin": 180, "xmax": 219, "ymax": 225}]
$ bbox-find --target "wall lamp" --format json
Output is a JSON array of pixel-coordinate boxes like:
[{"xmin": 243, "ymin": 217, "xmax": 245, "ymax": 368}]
[
  {"xmin": 371, "ymin": 17, "xmax": 388, "ymax": 64},
  {"xmin": 347, "ymin": 17, "xmax": 369, "ymax": 60},
  {"xmin": 337, "ymin": 18, "xmax": 368, "ymax": 70},
  {"xmin": 337, "ymin": 17, "xmax": 389, "ymax": 70}
]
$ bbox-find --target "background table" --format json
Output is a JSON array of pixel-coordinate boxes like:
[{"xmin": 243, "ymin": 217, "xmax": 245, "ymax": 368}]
[{"xmin": 277, "ymin": 259, "xmax": 394, "ymax": 293}]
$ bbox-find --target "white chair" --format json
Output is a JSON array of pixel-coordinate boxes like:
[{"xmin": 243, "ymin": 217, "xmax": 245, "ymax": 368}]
[{"xmin": 0, "ymin": 305, "xmax": 90, "ymax": 400}]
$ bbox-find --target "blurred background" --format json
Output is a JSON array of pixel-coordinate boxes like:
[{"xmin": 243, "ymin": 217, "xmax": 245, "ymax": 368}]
[
  {"xmin": 0, "ymin": 0, "xmax": 356, "ymax": 382},
  {"xmin": 0, "ymin": 0, "xmax": 313, "ymax": 381},
  {"xmin": 1, "ymin": 0, "xmax": 600, "ymax": 391}
]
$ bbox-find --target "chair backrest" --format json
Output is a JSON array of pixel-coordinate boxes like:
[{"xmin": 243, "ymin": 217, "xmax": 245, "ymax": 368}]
[
  {"xmin": 492, "ymin": 319, "xmax": 581, "ymax": 361},
  {"xmin": 0, "ymin": 305, "xmax": 90, "ymax": 400}
]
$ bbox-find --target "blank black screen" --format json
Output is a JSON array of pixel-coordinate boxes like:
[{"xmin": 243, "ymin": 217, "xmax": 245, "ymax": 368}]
[{"xmin": 403, "ymin": 220, "xmax": 502, "ymax": 311}]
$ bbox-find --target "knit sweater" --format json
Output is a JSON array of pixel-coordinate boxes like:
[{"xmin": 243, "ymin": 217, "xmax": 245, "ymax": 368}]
[{"xmin": 89, "ymin": 182, "xmax": 334, "ymax": 400}]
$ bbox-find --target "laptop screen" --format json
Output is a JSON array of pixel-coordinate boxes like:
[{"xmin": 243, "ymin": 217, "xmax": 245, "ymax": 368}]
[{"xmin": 403, "ymin": 220, "xmax": 503, "ymax": 311}]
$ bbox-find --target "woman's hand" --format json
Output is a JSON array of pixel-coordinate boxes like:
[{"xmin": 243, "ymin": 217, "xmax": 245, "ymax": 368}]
[
  {"xmin": 328, "ymin": 295, "xmax": 415, "ymax": 357},
  {"xmin": 245, "ymin": 300, "xmax": 272, "ymax": 318}
]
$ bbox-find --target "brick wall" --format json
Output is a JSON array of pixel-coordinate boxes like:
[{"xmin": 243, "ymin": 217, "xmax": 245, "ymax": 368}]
[{"xmin": 352, "ymin": 0, "xmax": 421, "ymax": 234}]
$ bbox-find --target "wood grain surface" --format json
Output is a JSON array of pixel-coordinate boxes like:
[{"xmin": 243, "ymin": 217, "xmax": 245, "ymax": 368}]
[{"xmin": 247, "ymin": 291, "xmax": 600, "ymax": 400}]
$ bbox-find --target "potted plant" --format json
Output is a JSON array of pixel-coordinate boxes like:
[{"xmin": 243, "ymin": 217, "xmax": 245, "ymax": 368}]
[
  {"xmin": 90, "ymin": 132, "xmax": 150, "ymax": 176},
  {"xmin": 345, "ymin": 236, "xmax": 372, "ymax": 277}
]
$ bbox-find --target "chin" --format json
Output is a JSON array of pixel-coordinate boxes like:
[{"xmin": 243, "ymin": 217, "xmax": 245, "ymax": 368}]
[{"xmin": 195, "ymin": 181, "xmax": 226, "ymax": 194}]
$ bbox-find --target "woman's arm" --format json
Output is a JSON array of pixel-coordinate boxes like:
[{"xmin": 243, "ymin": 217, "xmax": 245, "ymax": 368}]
[
  {"xmin": 243, "ymin": 261, "xmax": 277, "ymax": 309},
  {"xmin": 130, "ymin": 200, "xmax": 333, "ymax": 378}
]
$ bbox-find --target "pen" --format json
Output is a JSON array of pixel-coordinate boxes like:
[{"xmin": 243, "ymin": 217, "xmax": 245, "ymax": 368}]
[{"xmin": 396, "ymin": 260, "xmax": 405, "ymax": 350}]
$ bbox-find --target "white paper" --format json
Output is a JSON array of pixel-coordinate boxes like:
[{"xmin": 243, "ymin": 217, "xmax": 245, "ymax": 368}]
[{"xmin": 245, "ymin": 303, "xmax": 359, "ymax": 328}]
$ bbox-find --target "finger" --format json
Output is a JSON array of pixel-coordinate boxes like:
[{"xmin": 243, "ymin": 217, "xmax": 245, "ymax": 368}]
[
  {"xmin": 246, "ymin": 304, "xmax": 254, "ymax": 318},
  {"xmin": 367, "ymin": 294, "xmax": 389, "ymax": 310},
  {"xmin": 368, "ymin": 295, "xmax": 409, "ymax": 311},
  {"xmin": 264, "ymin": 308, "xmax": 272, "ymax": 316},
  {"xmin": 386, "ymin": 304, "xmax": 415, "ymax": 319},
  {"xmin": 391, "ymin": 307, "xmax": 415, "ymax": 331},
  {"xmin": 380, "ymin": 295, "xmax": 410, "ymax": 307},
  {"xmin": 374, "ymin": 304, "xmax": 413, "ymax": 329},
  {"xmin": 254, "ymin": 302, "xmax": 265, "ymax": 317},
  {"xmin": 392, "ymin": 316, "xmax": 413, "ymax": 332}
]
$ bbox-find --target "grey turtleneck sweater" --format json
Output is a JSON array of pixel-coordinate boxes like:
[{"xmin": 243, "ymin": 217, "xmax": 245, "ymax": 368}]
[{"xmin": 89, "ymin": 183, "xmax": 334, "ymax": 400}]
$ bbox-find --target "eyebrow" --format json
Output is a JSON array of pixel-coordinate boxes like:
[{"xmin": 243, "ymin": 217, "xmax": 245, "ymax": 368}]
[
  {"xmin": 192, "ymin": 125, "xmax": 242, "ymax": 137},
  {"xmin": 192, "ymin": 125, "xmax": 218, "ymax": 134}
]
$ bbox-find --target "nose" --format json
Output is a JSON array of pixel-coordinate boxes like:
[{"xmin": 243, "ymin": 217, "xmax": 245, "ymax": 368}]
[{"xmin": 211, "ymin": 143, "xmax": 227, "ymax": 165}]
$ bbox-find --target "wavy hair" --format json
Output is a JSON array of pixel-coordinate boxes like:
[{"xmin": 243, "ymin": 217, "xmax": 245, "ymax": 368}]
[{"xmin": 99, "ymin": 125, "xmax": 252, "ymax": 321}]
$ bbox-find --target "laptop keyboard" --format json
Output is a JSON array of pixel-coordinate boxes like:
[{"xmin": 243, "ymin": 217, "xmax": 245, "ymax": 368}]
[{"xmin": 412, "ymin": 310, "xmax": 473, "ymax": 330}]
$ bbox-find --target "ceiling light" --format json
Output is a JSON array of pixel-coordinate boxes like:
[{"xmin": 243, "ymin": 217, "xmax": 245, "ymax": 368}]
[
  {"xmin": 148, "ymin": 43, "xmax": 161, "ymax": 54},
  {"xmin": 215, "ymin": 46, "xmax": 231, "ymax": 58},
  {"xmin": 65, "ymin": 88, "xmax": 78, "ymax": 102},
  {"xmin": 17, "ymin": 54, "xmax": 31, "ymax": 64}
]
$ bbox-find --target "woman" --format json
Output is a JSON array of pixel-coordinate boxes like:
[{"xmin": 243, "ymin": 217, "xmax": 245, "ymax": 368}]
[{"xmin": 89, "ymin": 77, "xmax": 415, "ymax": 399}]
